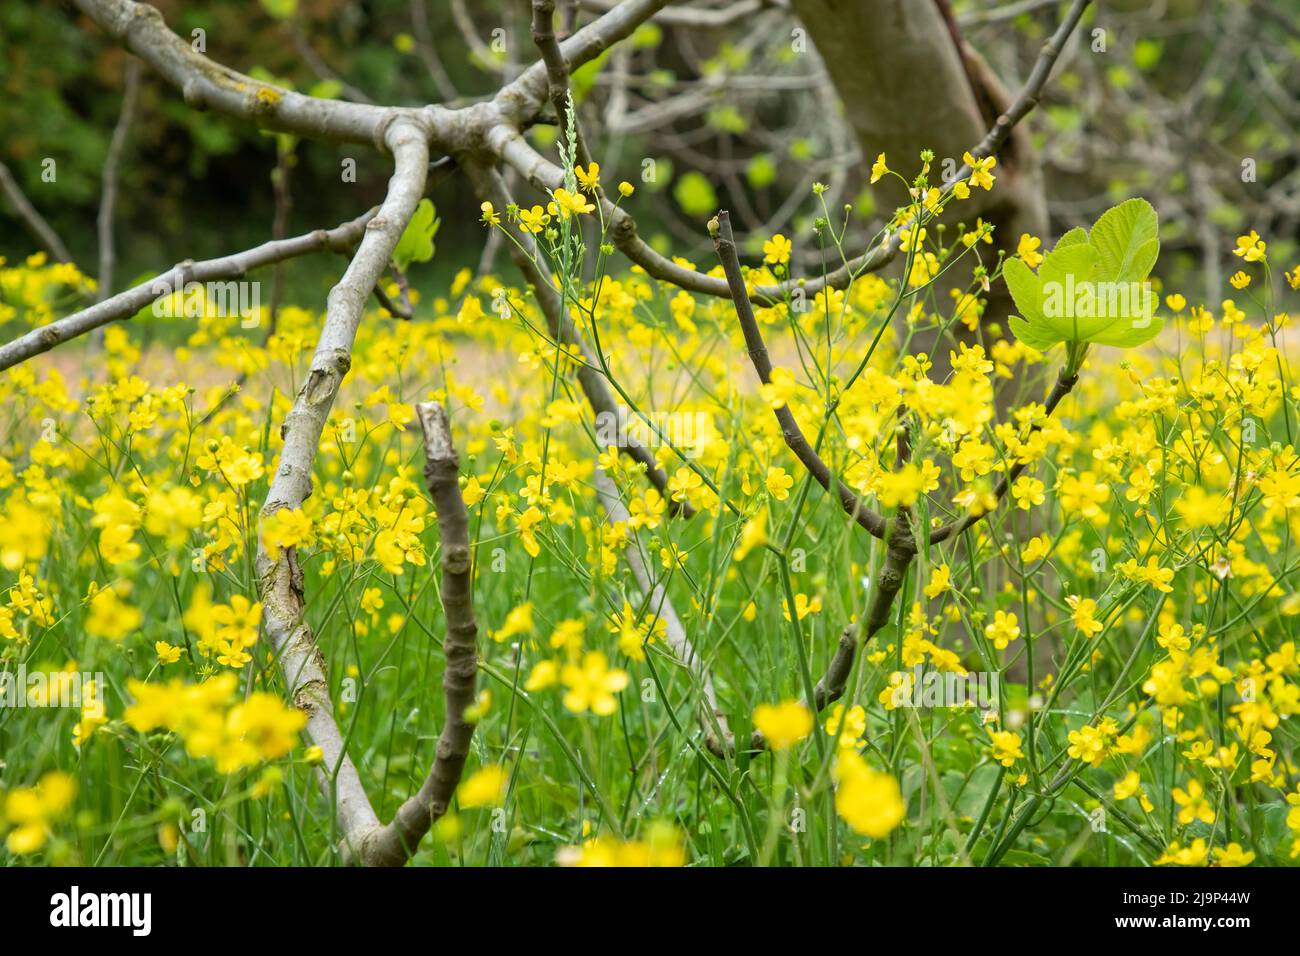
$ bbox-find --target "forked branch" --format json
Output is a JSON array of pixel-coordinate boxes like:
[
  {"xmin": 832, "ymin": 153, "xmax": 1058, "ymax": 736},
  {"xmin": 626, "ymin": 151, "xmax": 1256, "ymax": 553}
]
[
  {"xmin": 254, "ymin": 119, "xmax": 429, "ymax": 859},
  {"xmin": 490, "ymin": 0, "xmax": 1093, "ymax": 306},
  {"xmin": 0, "ymin": 160, "xmax": 74, "ymax": 264},
  {"xmin": 463, "ymin": 160, "xmax": 692, "ymax": 517}
]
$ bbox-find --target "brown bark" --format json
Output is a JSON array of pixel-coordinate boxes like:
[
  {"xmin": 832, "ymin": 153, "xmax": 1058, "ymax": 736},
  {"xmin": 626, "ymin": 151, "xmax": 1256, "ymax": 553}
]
[{"xmin": 789, "ymin": 0, "xmax": 1049, "ymax": 357}]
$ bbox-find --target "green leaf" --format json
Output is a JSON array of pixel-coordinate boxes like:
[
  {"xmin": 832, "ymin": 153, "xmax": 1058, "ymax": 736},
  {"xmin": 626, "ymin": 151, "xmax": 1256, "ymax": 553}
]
[
  {"xmin": 307, "ymin": 80, "xmax": 342, "ymax": 101},
  {"xmin": 1005, "ymin": 198, "xmax": 1163, "ymax": 352},
  {"xmin": 745, "ymin": 154, "xmax": 776, "ymax": 190},
  {"xmin": 1089, "ymin": 197, "xmax": 1159, "ymax": 283},
  {"xmin": 673, "ymin": 172, "xmax": 718, "ymax": 218},
  {"xmin": 259, "ymin": 0, "xmax": 297, "ymax": 20},
  {"xmin": 1134, "ymin": 39, "xmax": 1164, "ymax": 71},
  {"xmin": 570, "ymin": 48, "xmax": 613, "ymax": 101},
  {"xmin": 1052, "ymin": 227, "xmax": 1088, "ymax": 251},
  {"xmin": 631, "ymin": 23, "xmax": 662, "ymax": 49},
  {"xmin": 392, "ymin": 198, "xmax": 440, "ymax": 270}
]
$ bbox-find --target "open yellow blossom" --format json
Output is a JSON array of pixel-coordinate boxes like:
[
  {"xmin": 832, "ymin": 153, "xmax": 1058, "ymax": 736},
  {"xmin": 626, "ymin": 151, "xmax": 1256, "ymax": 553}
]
[
  {"xmin": 752, "ymin": 700, "xmax": 813, "ymax": 750},
  {"xmin": 561, "ymin": 651, "xmax": 628, "ymax": 716},
  {"xmin": 984, "ymin": 610, "xmax": 1020, "ymax": 650},
  {"xmin": 963, "ymin": 151, "xmax": 996, "ymax": 190},
  {"xmin": 551, "ymin": 187, "xmax": 595, "ymax": 219},
  {"xmin": 870, "ymin": 152, "xmax": 888, "ymax": 184},
  {"xmin": 765, "ymin": 466, "xmax": 794, "ymax": 500},
  {"xmin": 1017, "ymin": 233, "xmax": 1044, "ymax": 268},
  {"xmin": 574, "ymin": 162, "xmax": 600, "ymax": 193},
  {"xmin": 762, "ymin": 234, "xmax": 792, "ymax": 266},
  {"xmin": 459, "ymin": 765, "xmax": 508, "ymax": 808},
  {"xmin": 989, "ymin": 730, "xmax": 1024, "ymax": 767},
  {"xmin": 923, "ymin": 564, "xmax": 951, "ymax": 599},
  {"xmin": 834, "ymin": 750, "xmax": 905, "ymax": 837}
]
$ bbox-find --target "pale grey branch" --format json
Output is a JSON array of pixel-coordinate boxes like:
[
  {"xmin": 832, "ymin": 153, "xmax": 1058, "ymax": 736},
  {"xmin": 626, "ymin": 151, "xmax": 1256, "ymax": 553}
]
[
  {"xmin": 0, "ymin": 210, "xmax": 376, "ymax": 373},
  {"xmin": 0, "ymin": 159, "xmax": 74, "ymax": 264},
  {"xmin": 254, "ymin": 119, "xmax": 430, "ymax": 859}
]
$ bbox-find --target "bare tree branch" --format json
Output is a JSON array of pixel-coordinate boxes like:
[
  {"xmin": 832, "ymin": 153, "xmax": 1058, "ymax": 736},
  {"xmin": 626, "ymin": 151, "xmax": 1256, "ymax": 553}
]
[
  {"xmin": 530, "ymin": 0, "xmax": 594, "ymax": 171},
  {"xmin": 410, "ymin": 0, "xmax": 461, "ymax": 102},
  {"xmin": 254, "ymin": 119, "xmax": 429, "ymax": 859},
  {"xmin": 712, "ymin": 210, "xmax": 888, "ymax": 539},
  {"xmin": 0, "ymin": 209, "xmax": 376, "ymax": 372},
  {"xmin": 495, "ymin": 0, "xmax": 671, "ymax": 124},
  {"xmin": 957, "ymin": 0, "xmax": 1064, "ymax": 28},
  {"xmin": 72, "ymin": 0, "xmax": 397, "ymax": 144},
  {"xmin": 578, "ymin": 0, "xmax": 788, "ymax": 28},
  {"xmin": 491, "ymin": 0, "xmax": 1090, "ymax": 306},
  {"xmin": 286, "ymin": 20, "xmax": 376, "ymax": 104},
  {"xmin": 350, "ymin": 401, "xmax": 481, "ymax": 866},
  {"xmin": 463, "ymin": 160, "xmax": 693, "ymax": 517},
  {"xmin": 0, "ymin": 159, "xmax": 74, "ymax": 264},
  {"xmin": 97, "ymin": 57, "xmax": 143, "ymax": 304}
]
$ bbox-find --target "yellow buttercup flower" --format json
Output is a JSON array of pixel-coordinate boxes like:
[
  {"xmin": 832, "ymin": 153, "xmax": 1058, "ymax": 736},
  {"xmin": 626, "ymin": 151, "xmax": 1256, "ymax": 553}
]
[
  {"xmin": 762, "ymin": 234, "xmax": 792, "ymax": 267},
  {"xmin": 833, "ymin": 750, "xmax": 905, "ymax": 837},
  {"xmin": 869, "ymin": 152, "xmax": 888, "ymax": 184},
  {"xmin": 752, "ymin": 700, "xmax": 812, "ymax": 750},
  {"xmin": 459, "ymin": 765, "xmax": 508, "ymax": 808},
  {"xmin": 574, "ymin": 162, "xmax": 600, "ymax": 193}
]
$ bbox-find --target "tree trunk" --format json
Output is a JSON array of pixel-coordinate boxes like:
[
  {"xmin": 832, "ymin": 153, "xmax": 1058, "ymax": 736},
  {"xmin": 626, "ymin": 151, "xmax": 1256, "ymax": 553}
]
[{"xmin": 791, "ymin": 0, "xmax": 1048, "ymax": 367}]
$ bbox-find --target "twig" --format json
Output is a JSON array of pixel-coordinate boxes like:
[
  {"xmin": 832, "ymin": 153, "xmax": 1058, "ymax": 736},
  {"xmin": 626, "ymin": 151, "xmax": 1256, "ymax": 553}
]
[
  {"xmin": 463, "ymin": 160, "xmax": 693, "ymax": 517},
  {"xmin": 530, "ymin": 0, "xmax": 594, "ymax": 171},
  {"xmin": 0, "ymin": 159, "xmax": 74, "ymax": 264},
  {"xmin": 495, "ymin": 0, "xmax": 671, "ymax": 123},
  {"xmin": 577, "ymin": 0, "xmax": 787, "ymax": 28},
  {"xmin": 287, "ymin": 21, "xmax": 375, "ymax": 104},
  {"xmin": 268, "ymin": 143, "xmax": 295, "ymax": 323},
  {"xmin": 928, "ymin": 369, "xmax": 1077, "ymax": 545},
  {"xmin": 97, "ymin": 57, "xmax": 143, "ymax": 304},
  {"xmin": 957, "ymin": 0, "xmax": 1063, "ymax": 28},
  {"xmin": 410, "ymin": 0, "xmax": 460, "ymax": 102}
]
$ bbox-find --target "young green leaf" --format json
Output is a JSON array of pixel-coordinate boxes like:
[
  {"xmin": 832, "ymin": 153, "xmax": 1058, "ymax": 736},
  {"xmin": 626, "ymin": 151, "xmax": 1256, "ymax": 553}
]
[
  {"xmin": 392, "ymin": 198, "xmax": 440, "ymax": 271},
  {"xmin": 1005, "ymin": 198, "xmax": 1163, "ymax": 351}
]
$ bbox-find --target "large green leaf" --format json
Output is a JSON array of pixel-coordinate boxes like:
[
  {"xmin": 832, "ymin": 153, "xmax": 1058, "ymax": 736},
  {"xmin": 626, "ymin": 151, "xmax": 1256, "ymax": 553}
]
[
  {"xmin": 392, "ymin": 198, "xmax": 440, "ymax": 270},
  {"xmin": 1089, "ymin": 197, "xmax": 1160, "ymax": 283},
  {"xmin": 1005, "ymin": 198, "xmax": 1163, "ymax": 351}
]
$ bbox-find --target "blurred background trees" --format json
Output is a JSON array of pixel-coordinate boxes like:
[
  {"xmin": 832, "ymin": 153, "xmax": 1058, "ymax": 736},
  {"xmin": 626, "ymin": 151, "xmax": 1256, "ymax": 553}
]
[{"xmin": 2, "ymin": 0, "xmax": 1296, "ymax": 305}]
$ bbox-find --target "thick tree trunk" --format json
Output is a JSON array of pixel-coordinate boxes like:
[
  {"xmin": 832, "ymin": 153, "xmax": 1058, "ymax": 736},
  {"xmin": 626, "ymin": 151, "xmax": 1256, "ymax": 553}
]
[{"xmin": 791, "ymin": 0, "xmax": 1048, "ymax": 363}]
